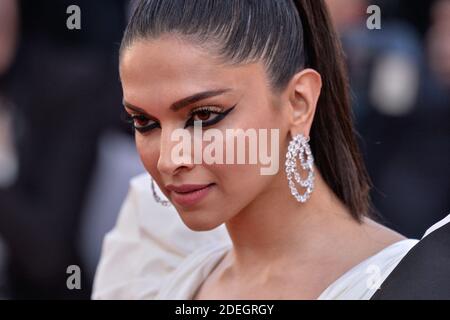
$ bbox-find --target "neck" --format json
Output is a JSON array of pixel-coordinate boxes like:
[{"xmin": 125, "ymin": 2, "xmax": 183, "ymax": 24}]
[{"xmin": 224, "ymin": 167, "xmax": 359, "ymax": 271}]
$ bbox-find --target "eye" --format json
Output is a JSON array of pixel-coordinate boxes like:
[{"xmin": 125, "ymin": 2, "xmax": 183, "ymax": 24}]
[
  {"xmin": 132, "ymin": 115, "xmax": 160, "ymax": 133},
  {"xmin": 192, "ymin": 109, "xmax": 216, "ymax": 122},
  {"xmin": 133, "ymin": 115, "xmax": 152, "ymax": 128},
  {"xmin": 122, "ymin": 111, "xmax": 160, "ymax": 133},
  {"xmin": 185, "ymin": 105, "xmax": 236, "ymax": 129}
]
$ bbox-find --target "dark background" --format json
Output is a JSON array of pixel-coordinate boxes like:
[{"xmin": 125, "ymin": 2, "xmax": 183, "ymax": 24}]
[{"xmin": 0, "ymin": 0, "xmax": 448, "ymax": 299}]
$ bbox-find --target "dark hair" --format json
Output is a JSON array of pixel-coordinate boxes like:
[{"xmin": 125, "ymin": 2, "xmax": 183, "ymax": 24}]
[{"xmin": 120, "ymin": 0, "xmax": 375, "ymax": 222}]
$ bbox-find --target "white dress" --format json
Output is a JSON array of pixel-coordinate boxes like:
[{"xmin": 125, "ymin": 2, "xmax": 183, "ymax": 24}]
[{"xmin": 92, "ymin": 173, "xmax": 448, "ymax": 300}]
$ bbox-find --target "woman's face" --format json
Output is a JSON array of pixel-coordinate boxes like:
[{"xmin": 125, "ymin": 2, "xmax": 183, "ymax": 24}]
[{"xmin": 120, "ymin": 34, "xmax": 292, "ymax": 231}]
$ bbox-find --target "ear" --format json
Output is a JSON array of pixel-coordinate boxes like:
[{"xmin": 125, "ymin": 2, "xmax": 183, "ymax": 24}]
[{"xmin": 283, "ymin": 69, "xmax": 322, "ymax": 139}]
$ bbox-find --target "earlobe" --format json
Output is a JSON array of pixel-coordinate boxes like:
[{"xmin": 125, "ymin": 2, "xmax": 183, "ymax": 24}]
[{"xmin": 287, "ymin": 68, "xmax": 322, "ymax": 137}]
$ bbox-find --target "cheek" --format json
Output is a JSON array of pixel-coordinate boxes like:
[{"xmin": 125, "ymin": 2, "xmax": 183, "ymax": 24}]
[
  {"xmin": 135, "ymin": 135, "xmax": 160, "ymax": 176},
  {"xmin": 218, "ymin": 163, "xmax": 265, "ymax": 191},
  {"xmin": 207, "ymin": 124, "xmax": 280, "ymax": 208},
  {"xmin": 211, "ymin": 160, "xmax": 275, "ymax": 218}
]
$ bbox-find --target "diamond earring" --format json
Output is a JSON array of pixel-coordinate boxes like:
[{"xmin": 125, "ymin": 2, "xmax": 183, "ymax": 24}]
[
  {"xmin": 285, "ymin": 134, "xmax": 315, "ymax": 203},
  {"xmin": 151, "ymin": 178, "xmax": 172, "ymax": 207}
]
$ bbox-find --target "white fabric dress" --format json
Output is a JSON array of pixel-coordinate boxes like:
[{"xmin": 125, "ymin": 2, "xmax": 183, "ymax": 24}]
[{"xmin": 92, "ymin": 173, "xmax": 448, "ymax": 300}]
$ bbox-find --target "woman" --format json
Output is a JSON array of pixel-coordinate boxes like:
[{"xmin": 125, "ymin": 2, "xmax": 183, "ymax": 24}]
[{"xmin": 93, "ymin": 0, "xmax": 419, "ymax": 299}]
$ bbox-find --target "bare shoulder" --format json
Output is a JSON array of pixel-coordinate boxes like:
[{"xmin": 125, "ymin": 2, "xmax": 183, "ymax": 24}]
[
  {"xmin": 331, "ymin": 217, "xmax": 409, "ymax": 275},
  {"xmin": 361, "ymin": 217, "xmax": 407, "ymax": 247}
]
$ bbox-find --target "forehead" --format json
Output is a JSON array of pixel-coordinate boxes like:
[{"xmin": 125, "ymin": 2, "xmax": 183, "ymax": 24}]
[{"xmin": 119, "ymin": 35, "xmax": 268, "ymax": 110}]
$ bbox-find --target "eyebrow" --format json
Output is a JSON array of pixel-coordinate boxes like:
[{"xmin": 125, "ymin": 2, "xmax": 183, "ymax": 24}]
[{"xmin": 122, "ymin": 88, "xmax": 232, "ymax": 115}]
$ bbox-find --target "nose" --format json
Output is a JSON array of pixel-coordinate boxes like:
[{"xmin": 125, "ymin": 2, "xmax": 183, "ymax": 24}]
[{"xmin": 157, "ymin": 126, "xmax": 194, "ymax": 176}]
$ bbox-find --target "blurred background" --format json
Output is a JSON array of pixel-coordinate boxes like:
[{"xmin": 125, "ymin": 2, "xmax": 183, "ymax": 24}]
[{"xmin": 0, "ymin": 0, "xmax": 448, "ymax": 299}]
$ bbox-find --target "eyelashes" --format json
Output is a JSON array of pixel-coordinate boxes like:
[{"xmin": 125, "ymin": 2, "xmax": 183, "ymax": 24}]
[
  {"xmin": 184, "ymin": 105, "xmax": 235, "ymax": 129},
  {"xmin": 122, "ymin": 105, "xmax": 236, "ymax": 134},
  {"xmin": 122, "ymin": 113, "xmax": 159, "ymax": 133},
  {"xmin": 121, "ymin": 112, "xmax": 157, "ymax": 133}
]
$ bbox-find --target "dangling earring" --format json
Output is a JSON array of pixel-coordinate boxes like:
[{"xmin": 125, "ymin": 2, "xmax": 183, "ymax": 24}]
[
  {"xmin": 151, "ymin": 178, "xmax": 172, "ymax": 207},
  {"xmin": 285, "ymin": 134, "xmax": 315, "ymax": 203}
]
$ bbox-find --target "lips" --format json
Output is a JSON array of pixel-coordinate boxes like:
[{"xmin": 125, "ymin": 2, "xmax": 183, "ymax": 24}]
[
  {"xmin": 166, "ymin": 183, "xmax": 215, "ymax": 207},
  {"xmin": 166, "ymin": 184, "xmax": 212, "ymax": 193}
]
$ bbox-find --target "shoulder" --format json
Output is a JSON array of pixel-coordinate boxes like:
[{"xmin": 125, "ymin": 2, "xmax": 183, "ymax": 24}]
[
  {"xmin": 318, "ymin": 216, "xmax": 418, "ymax": 300},
  {"xmin": 318, "ymin": 238, "xmax": 419, "ymax": 300},
  {"xmin": 371, "ymin": 214, "xmax": 450, "ymax": 299},
  {"xmin": 362, "ymin": 217, "xmax": 407, "ymax": 245},
  {"xmin": 92, "ymin": 173, "xmax": 230, "ymax": 299},
  {"xmin": 320, "ymin": 214, "xmax": 450, "ymax": 300}
]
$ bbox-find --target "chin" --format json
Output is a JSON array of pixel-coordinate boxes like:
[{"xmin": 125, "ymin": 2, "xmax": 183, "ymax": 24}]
[{"xmin": 177, "ymin": 210, "xmax": 224, "ymax": 232}]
